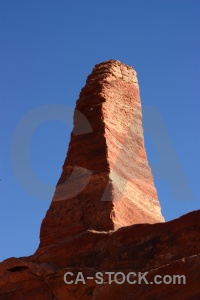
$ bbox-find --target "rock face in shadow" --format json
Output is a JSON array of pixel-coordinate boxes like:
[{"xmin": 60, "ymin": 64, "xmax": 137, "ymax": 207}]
[
  {"xmin": 0, "ymin": 60, "xmax": 199, "ymax": 299},
  {"xmin": 0, "ymin": 211, "xmax": 199, "ymax": 299}
]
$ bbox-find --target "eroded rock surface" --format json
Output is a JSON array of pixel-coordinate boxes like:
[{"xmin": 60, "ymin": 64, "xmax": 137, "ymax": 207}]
[
  {"xmin": 0, "ymin": 60, "xmax": 199, "ymax": 299},
  {"xmin": 39, "ymin": 60, "xmax": 164, "ymax": 248},
  {"xmin": 0, "ymin": 211, "xmax": 199, "ymax": 299}
]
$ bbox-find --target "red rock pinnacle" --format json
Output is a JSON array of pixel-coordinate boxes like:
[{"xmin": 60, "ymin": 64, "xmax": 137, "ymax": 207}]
[
  {"xmin": 39, "ymin": 60, "xmax": 164, "ymax": 247},
  {"xmin": 0, "ymin": 61, "xmax": 199, "ymax": 300}
]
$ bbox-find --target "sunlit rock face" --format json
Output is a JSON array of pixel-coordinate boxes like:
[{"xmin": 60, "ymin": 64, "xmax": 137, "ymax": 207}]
[{"xmin": 39, "ymin": 60, "xmax": 164, "ymax": 248}]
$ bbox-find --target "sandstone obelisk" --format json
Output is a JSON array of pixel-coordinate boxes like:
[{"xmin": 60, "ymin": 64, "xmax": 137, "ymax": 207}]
[
  {"xmin": 1, "ymin": 61, "xmax": 200, "ymax": 300},
  {"xmin": 39, "ymin": 60, "xmax": 164, "ymax": 248}
]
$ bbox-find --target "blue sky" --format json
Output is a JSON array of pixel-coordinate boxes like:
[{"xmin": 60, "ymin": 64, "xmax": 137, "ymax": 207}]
[{"xmin": 0, "ymin": 0, "xmax": 199, "ymax": 262}]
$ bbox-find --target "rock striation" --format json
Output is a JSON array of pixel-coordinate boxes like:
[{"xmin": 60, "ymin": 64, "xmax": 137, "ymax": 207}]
[
  {"xmin": 39, "ymin": 60, "xmax": 164, "ymax": 248},
  {"xmin": 0, "ymin": 60, "xmax": 199, "ymax": 300}
]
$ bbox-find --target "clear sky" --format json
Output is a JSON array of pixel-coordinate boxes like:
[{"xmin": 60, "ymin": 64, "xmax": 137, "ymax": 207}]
[{"xmin": 0, "ymin": 0, "xmax": 199, "ymax": 262}]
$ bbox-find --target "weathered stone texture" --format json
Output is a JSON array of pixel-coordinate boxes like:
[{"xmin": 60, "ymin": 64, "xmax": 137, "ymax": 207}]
[
  {"xmin": 0, "ymin": 210, "xmax": 199, "ymax": 299},
  {"xmin": 39, "ymin": 60, "xmax": 164, "ymax": 248},
  {"xmin": 0, "ymin": 60, "xmax": 199, "ymax": 300}
]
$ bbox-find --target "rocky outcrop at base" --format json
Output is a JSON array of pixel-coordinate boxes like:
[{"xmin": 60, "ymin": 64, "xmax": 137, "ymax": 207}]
[{"xmin": 0, "ymin": 210, "xmax": 199, "ymax": 299}]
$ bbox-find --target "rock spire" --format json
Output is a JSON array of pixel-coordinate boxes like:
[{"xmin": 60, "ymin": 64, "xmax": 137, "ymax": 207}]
[{"xmin": 39, "ymin": 60, "xmax": 164, "ymax": 248}]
